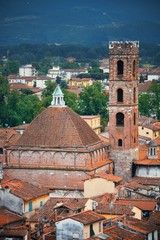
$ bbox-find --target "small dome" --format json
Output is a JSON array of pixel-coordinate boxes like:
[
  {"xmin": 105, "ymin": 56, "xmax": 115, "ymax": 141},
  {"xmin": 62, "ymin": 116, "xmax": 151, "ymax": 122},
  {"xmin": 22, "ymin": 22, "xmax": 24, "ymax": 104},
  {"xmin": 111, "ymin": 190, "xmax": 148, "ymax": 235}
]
[{"xmin": 148, "ymin": 141, "xmax": 157, "ymax": 147}]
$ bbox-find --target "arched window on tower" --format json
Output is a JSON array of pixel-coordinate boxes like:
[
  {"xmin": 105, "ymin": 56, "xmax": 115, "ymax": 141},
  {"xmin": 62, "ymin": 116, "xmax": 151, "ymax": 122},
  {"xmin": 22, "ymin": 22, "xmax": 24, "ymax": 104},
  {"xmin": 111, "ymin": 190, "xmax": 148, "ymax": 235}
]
[
  {"xmin": 117, "ymin": 60, "xmax": 124, "ymax": 75},
  {"xmin": 134, "ymin": 112, "xmax": 136, "ymax": 125},
  {"xmin": 118, "ymin": 139, "xmax": 122, "ymax": 147},
  {"xmin": 116, "ymin": 112, "xmax": 124, "ymax": 126},
  {"xmin": 133, "ymin": 60, "xmax": 136, "ymax": 77},
  {"xmin": 133, "ymin": 87, "xmax": 136, "ymax": 103},
  {"xmin": 117, "ymin": 88, "xmax": 123, "ymax": 102}
]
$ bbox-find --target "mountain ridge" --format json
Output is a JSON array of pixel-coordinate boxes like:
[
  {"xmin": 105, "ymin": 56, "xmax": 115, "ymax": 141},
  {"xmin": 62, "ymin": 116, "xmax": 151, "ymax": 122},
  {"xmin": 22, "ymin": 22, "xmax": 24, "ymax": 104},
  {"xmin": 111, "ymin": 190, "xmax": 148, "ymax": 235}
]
[{"xmin": 0, "ymin": 0, "xmax": 160, "ymax": 46}]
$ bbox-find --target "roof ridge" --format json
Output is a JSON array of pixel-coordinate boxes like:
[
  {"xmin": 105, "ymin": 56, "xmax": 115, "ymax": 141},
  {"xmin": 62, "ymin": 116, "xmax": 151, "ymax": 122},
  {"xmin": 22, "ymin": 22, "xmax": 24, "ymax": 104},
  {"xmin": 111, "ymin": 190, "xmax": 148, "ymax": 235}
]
[{"xmin": 63, "ymin": 107, "xmax": 84, "ymax": 146}]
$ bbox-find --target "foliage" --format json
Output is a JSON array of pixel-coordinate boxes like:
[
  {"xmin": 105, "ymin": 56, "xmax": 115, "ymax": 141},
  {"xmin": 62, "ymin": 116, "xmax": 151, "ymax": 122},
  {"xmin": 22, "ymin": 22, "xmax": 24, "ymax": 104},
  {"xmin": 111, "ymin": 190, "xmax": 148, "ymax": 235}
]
[
  {"xmin": 2, "ymin": 61, "xmax": 20, "ymax": 76},
  {"xmin": 41, "ymin": 80, "xmax": 56, "ymax": 107},
  {"xmin": 0, "ymin": 75, "xmax": 43, "ymax": 127},
  {"xmin": 148, "ymin": 81, "xmax": 160, "ymax": 120},
  {"xmin": 138, "ymin": 81, "xmax": 160, "ymax": 120},
  {"xmin": 0, "ymin": 75, "xmax": 10, "ymax": 126},
  {"xmin": 63, "ymin": 89, "xmax": 79, "ymax": 112},
  {"xmin": 77, "ymin": 82, "xmax": 109, "ymax": 130},
  {"xmin": 138, "ymin": 93, "xmax": 152, "ymax": 117}
]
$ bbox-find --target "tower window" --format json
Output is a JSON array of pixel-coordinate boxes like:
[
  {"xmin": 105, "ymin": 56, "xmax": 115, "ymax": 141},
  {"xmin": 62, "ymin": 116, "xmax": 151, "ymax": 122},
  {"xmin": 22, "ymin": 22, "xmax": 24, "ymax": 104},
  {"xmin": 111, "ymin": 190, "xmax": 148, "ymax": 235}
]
[
  {"xmin": 133, "ymin": 88, "xmax": 136, "ymax": 103},
  {"xmin": 133, "ymin": 60, "xmax": 136, "ymax": 77},
  {"xmin": 134, "ymin": 112, "xmax": 136, "ymax": 125},
  {"xmin": 117, "ymin": 60, "xmax": 124, "ymax": 75},
  {"xmin": 0, "ymin": 148, "xmax": 3, "ymax": 154},
  {"xmin": 116, "ymin": 112, "xmax": 124, "ymax": 126},
  {"xmin": 118, "ymin": 139, "xmax": 122, "ymax": 146},
  {"xmin": 117, "ymin": 88, "xmax": 123, "ymax": 102}
]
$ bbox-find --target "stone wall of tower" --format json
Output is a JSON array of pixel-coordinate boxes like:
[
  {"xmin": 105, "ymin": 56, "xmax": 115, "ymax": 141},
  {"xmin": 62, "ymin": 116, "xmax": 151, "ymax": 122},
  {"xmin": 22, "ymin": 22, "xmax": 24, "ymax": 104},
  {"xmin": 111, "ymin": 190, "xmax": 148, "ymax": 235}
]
[{"xmin": 109, "ymin": 41, "xmax": 139, "ymax": 181}]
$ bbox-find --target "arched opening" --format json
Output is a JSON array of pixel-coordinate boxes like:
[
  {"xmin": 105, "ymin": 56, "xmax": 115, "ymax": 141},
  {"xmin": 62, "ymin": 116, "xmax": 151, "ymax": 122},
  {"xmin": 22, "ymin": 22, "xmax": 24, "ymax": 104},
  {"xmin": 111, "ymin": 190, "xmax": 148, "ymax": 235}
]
[
  {"xmin": 134, "ymin": 112, "xmax": 136, "ymax": 125},
  {"xmin": 116, "ymin": 112, "xmax": 124, "ymax": 126},
  {"xmin": 117, "ymin": 88, "xmax": 123, "ymax": 102},
  {"xmin": 133, "ymin": 60, "xmax": 136, "ymax": 77},
  {"xmin": 0, "ymin": 148, "xmax": 3, "ymax": 154},
  {"xmin": 118, "ymin": 139, "xmax": 122, "ymax": 146},
  {"xmin": 117, "ymin": 60, "xmax": 124, "ymax": 75},
  {"xmin": 133, "ymin": 88, "xmax": 136, "ymax": 103}
]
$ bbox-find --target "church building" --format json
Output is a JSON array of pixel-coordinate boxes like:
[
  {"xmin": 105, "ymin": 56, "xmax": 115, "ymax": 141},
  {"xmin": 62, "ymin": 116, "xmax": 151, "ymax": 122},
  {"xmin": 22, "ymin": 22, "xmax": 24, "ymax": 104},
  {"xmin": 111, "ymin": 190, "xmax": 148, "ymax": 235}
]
[{"xmin": 4, "ymin": 85, "xmax": 113, "ymax": 197}]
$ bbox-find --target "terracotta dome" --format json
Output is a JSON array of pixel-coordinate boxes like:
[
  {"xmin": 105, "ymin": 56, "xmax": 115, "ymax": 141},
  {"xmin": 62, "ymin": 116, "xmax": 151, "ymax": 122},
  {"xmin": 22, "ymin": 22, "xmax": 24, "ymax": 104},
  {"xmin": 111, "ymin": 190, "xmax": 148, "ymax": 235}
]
[{"xmin": 15, "ymin": 106, "xmax": 102, "ymax": 149}]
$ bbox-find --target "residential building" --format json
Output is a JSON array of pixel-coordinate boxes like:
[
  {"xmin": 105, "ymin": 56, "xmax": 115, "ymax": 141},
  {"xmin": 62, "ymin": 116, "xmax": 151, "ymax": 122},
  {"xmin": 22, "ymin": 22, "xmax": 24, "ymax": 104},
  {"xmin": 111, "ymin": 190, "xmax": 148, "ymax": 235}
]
[
  {"xmin": 147, "ymin": 68, "xmax": 160, "ymax": 81},
  {"xmin": 139, "ymin": 122, "xmax": 160, "ymax": 140},
  {"xmin": 80, "ymin": 115, "xmax": 101, "ymax": 135},
  {"xmin": 29, "ymin": 197, "xmax": 90, "ymax": 229},
  {"xmin": 84, "ymin": 173, "xmax": 122, "ymax": 198},
  {"xmin": 99, "ymin": 58, "xmax": 109, "ymax": 73},
  {"xmin": 0, "ymin": 179, "xmax": 51, "ymax": 217},
  {"xmin": 47, "ymin": 66, "xmax": 60, "ymax": 79},
  {"xmin": 56, "ymin": 210, "xmax": 105, "ymax": 239},
  {"xmin": 0, "ymin": 207, "xmax": 29, "ymax": 239},
  {"xmin": 69, "ymin": 77, "xmax": 93, "ymax": 88},
  {"xmin": 19, "ymin": 64, "xmax": 36, "ymax": 77},
  {"xmin": 115, "ymin": 199, "xmax": 157, "ymax": 220}
]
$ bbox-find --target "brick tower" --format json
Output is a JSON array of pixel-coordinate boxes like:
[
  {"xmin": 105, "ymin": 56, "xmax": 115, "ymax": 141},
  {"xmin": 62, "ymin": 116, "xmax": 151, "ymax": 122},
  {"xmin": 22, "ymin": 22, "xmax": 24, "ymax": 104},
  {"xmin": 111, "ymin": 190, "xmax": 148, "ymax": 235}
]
[{"xmin": 108, "ymin": 41, "xmax": 139, "ymax": 181}]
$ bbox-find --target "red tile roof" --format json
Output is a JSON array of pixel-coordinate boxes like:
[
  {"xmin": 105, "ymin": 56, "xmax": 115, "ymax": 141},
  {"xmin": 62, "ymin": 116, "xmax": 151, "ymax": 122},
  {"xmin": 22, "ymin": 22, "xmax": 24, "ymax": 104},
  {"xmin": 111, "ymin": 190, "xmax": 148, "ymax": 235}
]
[
  {"xmin": 148, "ymin": 211, "xmax": 160, "ymax": 226},
  {"xmin": 122, "ymin": 217, "xmax": 159, "ymax": 234},
  {"xmin": 91, "ymin": 193, "xmax": 116, "ymax": 203},
  {"xmin": 10, "ymin": 83, "xmax": 31, "ymax": 90},
  {"xmin": 29, "ymin": 197, "xmax": 89, "ymax": 222},
  {"xmin": 123, "ymin": 181, "xmax": 152, "ymax": 191},
  {"xmin": 0, "ymin": 207, "xmax": 25, "ymax": 227},
  {"xmin": 138, "ymin": 82, "xmax": 152, "ymax": 92},
  {"xmin": 69, "ymin": 210, "xmax": 105, "ymax": 225},
  {"xmin": 104, "ymin": 225, "xmax": 145, "ymax": 240},
  {"xmin": 13, "ymin": 106, "xmax": 104, "ymax": 150},
  {"xmin": 133, "ymin": 177, "xmax": 160, "ymax": 186},
  {"xmin": 96, "ymin": 203, "xmax": 133, "ymax": 215},
  {"xmin": 135, "ymin": 149, "xmax": 160, "ymax": 166},
  {"xmin": 90, "ymin": 173, "xmax": 122, "ymax": 183},
  {"xmin": 0, "ymin": 226, "xmax": 28, "ymax": 237},
  {"xmin": 1, "ymin": 179, "xmax": 51, "ymax": 201},
  {"xmin": 115, "ymin": 199, "xmax": 157, "ymax": 211},
  {"xmin": 0, "ymin": 128, "xmax": 21, "ymax": 148}
]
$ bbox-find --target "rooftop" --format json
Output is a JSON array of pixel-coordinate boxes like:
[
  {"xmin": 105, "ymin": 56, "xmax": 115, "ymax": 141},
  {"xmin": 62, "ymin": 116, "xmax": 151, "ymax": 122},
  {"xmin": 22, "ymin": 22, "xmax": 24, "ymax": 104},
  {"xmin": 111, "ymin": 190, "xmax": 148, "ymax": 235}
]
[
  {"xmin": 1, "ymin": 178, "xmax": 51, "ymax": 201},
  {"xmin": 0, "ymin": 207, "xmax": 25, "ymax": 227},
  {"xmin": 12, "ymin": 106, "xmax": 104, "ymax": 150},
  {"xmin": 115, "ymin": 199, "xmax": 157, "ymax": 211},
  {"xmin": 69, "ymin": 210, "xmax": 105, "ymax": 225}
]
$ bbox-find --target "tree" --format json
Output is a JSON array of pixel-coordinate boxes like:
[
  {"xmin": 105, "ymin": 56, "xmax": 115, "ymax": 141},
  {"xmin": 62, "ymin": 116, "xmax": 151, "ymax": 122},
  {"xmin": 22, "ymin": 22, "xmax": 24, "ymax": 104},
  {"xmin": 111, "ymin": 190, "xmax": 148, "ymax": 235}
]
[
  {"xmin": 5, "ymin": 60, "xmax": 20, "ymax": 75},
  {"xmin": 78, "ymin": 82, "xmax": 109, "ymax": 130},
  {"xmin": 0, "ymin": 75, "xmax": 10, "ymax": 126},
  {"xmin": 138, "ymin": 93, "xmax": 152, "ymax": 117},
  {"xmin": 63, "ymin": 89, "xmax": 79, "ymax": 112},
  {"xmin": 42, "ymin": 80, "xmax": 56, "ymax": 107},
  {"xmin": 148, "ymin": 81, "xmax": 160, "ymax": 120},
  {"xmin": 5, "ymin": 90, "xmax": 43, "ymax": 127}
]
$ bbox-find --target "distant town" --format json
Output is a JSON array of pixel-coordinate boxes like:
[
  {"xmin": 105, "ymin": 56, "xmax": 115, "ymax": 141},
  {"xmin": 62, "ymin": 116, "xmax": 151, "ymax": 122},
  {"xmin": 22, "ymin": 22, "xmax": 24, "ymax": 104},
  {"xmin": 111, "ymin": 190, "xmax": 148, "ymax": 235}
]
[{"xmin": 0, "ymin": 41, "xmax": 160, "ymax": 239}]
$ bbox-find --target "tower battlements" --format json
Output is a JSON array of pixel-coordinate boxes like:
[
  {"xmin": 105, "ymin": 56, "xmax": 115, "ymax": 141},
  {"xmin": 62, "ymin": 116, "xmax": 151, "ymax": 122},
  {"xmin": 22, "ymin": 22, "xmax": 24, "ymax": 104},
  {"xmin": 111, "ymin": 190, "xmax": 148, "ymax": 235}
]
[{"xmin": 109, "ymin": 41, "xmax": 139, "ymax": 55}]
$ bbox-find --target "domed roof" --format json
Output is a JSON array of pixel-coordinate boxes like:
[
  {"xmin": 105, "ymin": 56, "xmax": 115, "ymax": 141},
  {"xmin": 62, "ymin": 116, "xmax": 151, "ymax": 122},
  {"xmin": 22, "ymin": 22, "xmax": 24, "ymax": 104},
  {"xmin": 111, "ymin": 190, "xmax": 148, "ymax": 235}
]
[{"xmin": 15, "ymin": 106, "xmax": 102, "ymax": 149}]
